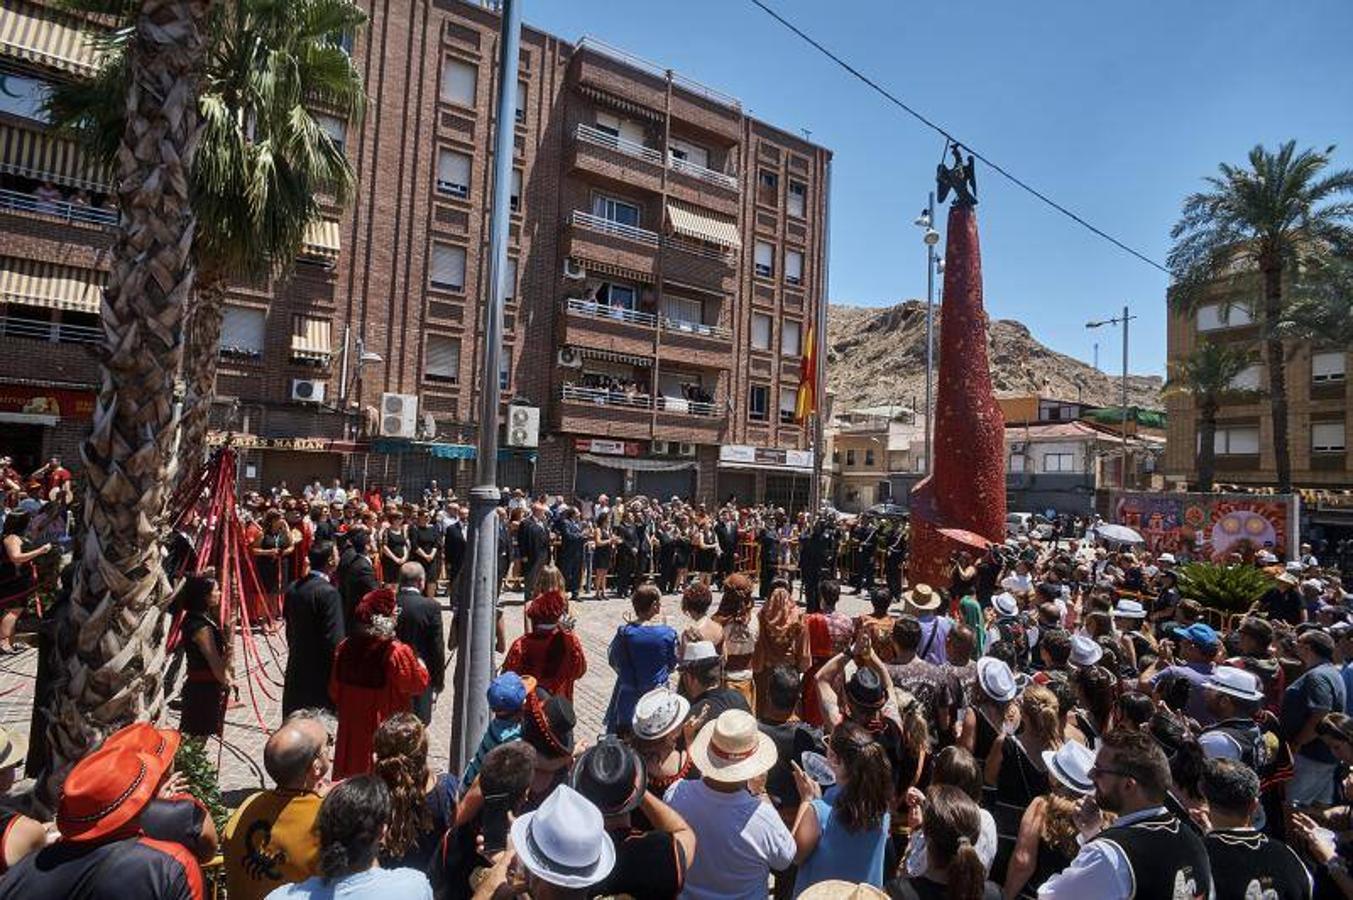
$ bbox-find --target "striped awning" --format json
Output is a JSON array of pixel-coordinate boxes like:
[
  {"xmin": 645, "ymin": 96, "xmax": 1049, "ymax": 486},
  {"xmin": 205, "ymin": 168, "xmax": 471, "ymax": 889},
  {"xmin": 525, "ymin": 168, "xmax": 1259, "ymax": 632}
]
[
  {"xmin": 301, "ymin": 219, "xmax": 341, "ymax": 262},
  {"xmin": 290, "ymin": 315, "xmax": 332, "ymax": 360},
  {"xmin": 666, "ymin": 202, "xmax": 741, "ymax": 249},
  {"xmin": 569, "ymin": 255, "xmax": 652, "ymax": 285},
  {"xmin": 579, "ymin": 346, "xmax": 652, "ymax": 368},
  {"xmin": 0, "ymin": 3, "xmax": 103, "ymax": 77},
  {"xmin": 0, "ymin": 256, "xmax": 105, "ymax": 314},
  {"xmin": 0, "ymin": 123, "xmax": 110, "ymax": 192}
]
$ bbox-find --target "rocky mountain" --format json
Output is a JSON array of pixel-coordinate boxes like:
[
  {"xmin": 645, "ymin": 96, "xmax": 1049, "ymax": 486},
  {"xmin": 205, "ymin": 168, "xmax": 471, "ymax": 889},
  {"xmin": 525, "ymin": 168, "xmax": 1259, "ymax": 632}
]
[{"xmin": 826, "ymin": 300, "xmax": 1163, "ymax": 414}]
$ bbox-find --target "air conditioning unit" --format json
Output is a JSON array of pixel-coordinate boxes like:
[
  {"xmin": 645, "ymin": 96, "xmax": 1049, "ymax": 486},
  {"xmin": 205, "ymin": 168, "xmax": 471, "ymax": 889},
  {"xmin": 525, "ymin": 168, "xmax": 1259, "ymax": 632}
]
[
  {"xmin": 651, "ymin": 440, "xmax": 671, "ymax": 455},
  {"xmin": 505, "ymin": 404, "xmax": 540, "ymax": 448},
  {"xmin": 379, "ymin": 392, "xmax": 419, "ymax": 438},
  {"xmin": 291, "ymin": 379, "xmax": 326, "ymax": 403},
  {"xmin": 562, "ymin": 257, "xmax": 586, "ymax": 280},
  {"xmin": 557, "ymin": 346, "xmax": 582, "ymax": 368},
  {"xmin": 677, "ymin": 442, "xmax": 697, "ymax": 457}
]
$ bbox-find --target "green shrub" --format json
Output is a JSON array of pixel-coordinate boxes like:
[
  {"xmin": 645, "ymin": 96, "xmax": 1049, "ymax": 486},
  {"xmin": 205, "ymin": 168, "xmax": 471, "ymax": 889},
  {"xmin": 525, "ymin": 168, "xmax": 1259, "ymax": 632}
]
[{"xmin": 1176, "ymin": 562, "xmax": 1274, "ymax": 614}]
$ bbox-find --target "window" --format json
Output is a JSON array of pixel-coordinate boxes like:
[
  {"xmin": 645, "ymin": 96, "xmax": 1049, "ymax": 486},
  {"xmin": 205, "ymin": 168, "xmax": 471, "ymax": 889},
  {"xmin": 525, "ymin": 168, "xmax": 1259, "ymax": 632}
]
[
  {"xmin": 430, "ymin": 243, "xmax": 466, "ymax": 291},
  {"xmin": 0, "ymin": 73, "xmax": 50, "ymax": 124},
  {"xmin": 1196, "ymin": 302, "xmax": 1254, "ymax": 331},
  {"xmin": 441, "ymin": 59, "xmax": 477, "ymax": 106},
  {"xmin": 1042, "ymin": 452, "xmax": 1075, "ymax": 473},
  {"xmin": 758, "ymin": 169, "xmax": 779, "ymax": 204},
  {"xmin": 437, "ymin": 149, "xmax": 471, "ymax": 198},
  {"xmin": 515, "ymin": 80, "xmax": 527, "ymax": 124},
  {"xmin": 424, "ymin": 334, "xmax": 460, "ymax": 382},
  {"xmin": 781, "ymin": 319, "xmax": 801, "ymax": 357},
  {"xmin": 662, "ymin": 295, "xmax": 704, "ymax": 327},
  {"xmin": 1312, "ymin": 421, "xmax": 1346, "ymax": 453},
  {"xmin": 314, "ymin": 113, "xmax": 346, "ymax": 154},
  {"xmin": 1229, "ymin": 364, "xmax": 1262, "ymax": 391},
  {"xmin": 220, "ymin": 305, "xmax": 266, "ymax": 358},
  {"xmin": 510, "ymin": 168, "xmax": 522, "ymax": 212},
  {"xmin": 504, "ymin": 257, "xmax": 518, "ymax": 300},
  {"xmin": 788, "ymin": 180, "xmax": 807, "ymax": 218},
  {"xmin": 750, "ymin": 312, "xmax": 772, "ymax": 350},
  {"xmin": 846, "ymin": 448, "xmax": 856, "ymax": 466},
  {"xmin": 865, "ymin": 448, "xmax": 875, "ymax": 466},
  {"xmin": 1313, "ymin": 351, "xmax": 1347, "ymax": 383},
  {"xmin": 1213, "ymin": 426, "xmax": 1260, "ymax": 455},
  {"xmin": 668, "ymin": 138, "xmax": 709, "ymax": 169},
  {"xmin": 592, "ymin": 194, "xmax": 640, "ymax": 228},
  {"xmin": 749, "ymin": 385, "xmax": 769, "ymax": 421},
  {"xmin": 1009, "ymin": 453, "xmax": 1026, "ymax": 473},
  {"xmin": 779, "ymin": 390, "xmax": 797, "ymax": 424},
  {"xmin": 785, "ymin": 250, "xmax": 804, "ymax": 286},
  {"xmin": 500, "ymin": 348, "xmax": 512, "ymax": 390},
  {"xmin": 754, "ymin": 241, "xmax": 775, "ymax": 278},
  {"xmin": 594, "ymin": 111, "xmax": 645, "ymax": 146},
  {"xmin": 596, "ymin": 281, "xmax": 637, "ymax": 310},
  {"xmin": 832, "ymin": 449, "xmax": 840, "ymax": 464}
]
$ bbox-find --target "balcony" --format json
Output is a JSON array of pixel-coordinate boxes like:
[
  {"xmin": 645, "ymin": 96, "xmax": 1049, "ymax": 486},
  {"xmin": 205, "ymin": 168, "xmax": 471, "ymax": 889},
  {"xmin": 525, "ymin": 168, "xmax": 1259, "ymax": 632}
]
[
  {"xmin": 567, "ymin": 210, "xmax": 660, "ymax": 280},
  {"xmin": 575, "ymin": 123, "xmax": 663, "ymax": 167},
  {"xmin": 0, "ymin": 316, "xmax": 101, "ymax": 344},
  {"xmin": 659, "ymin": 316, "xmax": 732, "ymax": 368},
  {"xmin": 0, "ymin": 188, "xmax": 118, "ymax": 228},
  {"xmin": 656, "ymin": 395, "xmax": 717, "ymax": 417},
  {"xmin": 667, "ymin": 153, "xmax": 738, "ymax": 192},
  {"xmin": 660, "ymin": 317, "xmax": 729, "ymax": 340},
  {"xmin": 558, "ymin": 384, "xmax": 654, "ymax": 440},
  {"xmin": 563, "ymin": 297, "xmax": 656, "ymax": 358},
  {"xmin": 655, "ymin": 393, "xmax": 727, "ymax": 442}
]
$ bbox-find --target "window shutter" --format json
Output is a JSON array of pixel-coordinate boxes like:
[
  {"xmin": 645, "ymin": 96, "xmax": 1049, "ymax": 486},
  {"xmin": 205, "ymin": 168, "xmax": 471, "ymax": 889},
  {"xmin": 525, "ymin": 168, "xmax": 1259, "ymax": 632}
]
[
  {"xmin": 779, "ymin": 390, "xmax": 796, "ymax": 413},
  {"xmin": 505, "ymin": 257, "xmax": 517, "ymax": 299},
  {"xmin": 1229, "ymin": 365, "xmax": 1261, "ymax": 391},
  {"xmin": 430, "ymin": 244, "xmax": 466, "ymax": 290},
  {"xmin": 1313, "ymin": 351, "xmax": 1346, "ymax": 380},
  {"xmin": 220, "ymin": 305, "xmax": 265, "ymax": 354},
  {"xmin": 751, "ymin": 313, "xmax": 771, "ymax": 350},
  {"xmin": 781, "ymin": 320, "xmax": 801, "ymax": 356},
  {"xmin": 755, "ymin": 242, "xmax": 774, "ymax": 269},
  {"xmin": 425, "ymin": 335, "xmax": 460, "ymax": 379},
  {"xmin": 442, "ymin": 59, "xmax": 477, "ymax": 106},
  {"xmin": 437, "ymin": 150, "xmax": 471, "ymax": 196},
  {"xmin": 1312, "ymin": 421, "xmax": 1346, "ymax": 451},
  {"xmin": 785, "ymin": 250, "xmax": 804, "ymax": 283}
]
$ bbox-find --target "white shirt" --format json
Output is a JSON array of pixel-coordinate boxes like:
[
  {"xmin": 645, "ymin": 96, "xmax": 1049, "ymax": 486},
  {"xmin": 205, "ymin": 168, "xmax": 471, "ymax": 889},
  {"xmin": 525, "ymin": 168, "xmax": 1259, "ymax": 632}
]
[{"xmin": 664, "ymin": 778, "xmax": 795, "ymax": 900}]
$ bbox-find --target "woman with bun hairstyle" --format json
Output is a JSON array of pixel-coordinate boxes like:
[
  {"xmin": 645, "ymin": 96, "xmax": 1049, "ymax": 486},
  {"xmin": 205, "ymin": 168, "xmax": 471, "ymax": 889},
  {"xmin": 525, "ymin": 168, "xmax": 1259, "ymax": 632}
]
[
  {"xmin": 886, "ymin": 784, "xmax": 1000, "ymax": 900},
  {"xmin": 372, "ymin": 713, "xmax": 458, "ymax": 875}
]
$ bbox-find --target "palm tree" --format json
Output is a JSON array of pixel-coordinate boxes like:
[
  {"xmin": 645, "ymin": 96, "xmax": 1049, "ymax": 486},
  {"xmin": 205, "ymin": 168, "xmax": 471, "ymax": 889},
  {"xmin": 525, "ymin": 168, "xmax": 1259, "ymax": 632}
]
[
  {"xmin": 1168, "ymin": 141, "xmax": 1353, "ymax": 493},
  {"xmin": 49, "ymin": 0, "xmax": 364, "ymax": 484},
  {"xmin": 1164, "ymin": 341, "xmax": 1257, "ymax": 492},
  {"xmin": 44, "ymin": 0, "xmax": 213, "ymax": 800},
  {"xmin": 1279, "ymin": 257, "xmax": 1353, "ymax": 346}
]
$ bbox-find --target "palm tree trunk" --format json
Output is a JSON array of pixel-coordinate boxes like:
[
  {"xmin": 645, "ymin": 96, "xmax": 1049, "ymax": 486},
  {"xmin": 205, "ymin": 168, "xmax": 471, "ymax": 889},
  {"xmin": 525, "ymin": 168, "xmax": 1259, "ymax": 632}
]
[
  {"xmin": 1197, "ymin": 401, "xmax": 1218, "ymax": 492},
  {"xmin": 41, "ymin": 0, "xmax": 212, "ymax": 803},
  {"xmin": 175, "ymin": 273, "xmax": 226, "ymax": 488},
  {"xmin": 1263, "ymin": 264, "xmax": 1292, "ymax": 493}
]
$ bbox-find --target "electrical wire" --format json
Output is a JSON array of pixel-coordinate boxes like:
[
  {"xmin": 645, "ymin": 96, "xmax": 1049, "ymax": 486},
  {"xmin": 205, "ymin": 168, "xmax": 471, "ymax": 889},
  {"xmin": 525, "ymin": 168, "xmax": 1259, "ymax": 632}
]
[{"xmin": 746, "ymin": 0, "xmax": 1170, "ymax": 275}]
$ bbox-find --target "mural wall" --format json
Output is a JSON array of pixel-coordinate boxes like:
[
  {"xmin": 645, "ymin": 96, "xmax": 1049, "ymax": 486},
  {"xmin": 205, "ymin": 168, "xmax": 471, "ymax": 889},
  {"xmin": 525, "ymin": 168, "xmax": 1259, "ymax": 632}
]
[{"xmin": 1111, "ymin": 491, "xmax": 1299, "ymax": 560}]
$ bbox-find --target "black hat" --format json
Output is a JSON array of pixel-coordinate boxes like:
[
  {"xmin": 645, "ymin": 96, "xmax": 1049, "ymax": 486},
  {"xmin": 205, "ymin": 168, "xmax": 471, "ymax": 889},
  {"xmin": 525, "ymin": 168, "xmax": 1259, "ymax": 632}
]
[
  {"xmin": 523, "ymin": 688, "xmax": 576, "ymax": 759},
  {"xmin": 845, "ymin": 667, "xmax": 886, "ymax": 710},
  {"xmin": 571, "ymin": 736, "xmax": 646, "ymax": 816}
]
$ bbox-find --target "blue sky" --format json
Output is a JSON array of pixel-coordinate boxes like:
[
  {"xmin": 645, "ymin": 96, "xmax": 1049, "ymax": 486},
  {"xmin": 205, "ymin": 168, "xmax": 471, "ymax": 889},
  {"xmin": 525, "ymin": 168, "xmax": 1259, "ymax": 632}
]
[{"xmin": 520, "ymin": 0, "xmax": 1353, "ymax": 376}]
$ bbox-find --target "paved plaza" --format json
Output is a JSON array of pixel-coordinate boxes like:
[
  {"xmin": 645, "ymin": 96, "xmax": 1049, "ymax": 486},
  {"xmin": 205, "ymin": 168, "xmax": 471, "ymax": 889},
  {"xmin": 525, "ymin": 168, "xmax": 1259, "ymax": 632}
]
[{"xmin": 0, "ymin": 585, "xmax": 873, "ymax": 797}]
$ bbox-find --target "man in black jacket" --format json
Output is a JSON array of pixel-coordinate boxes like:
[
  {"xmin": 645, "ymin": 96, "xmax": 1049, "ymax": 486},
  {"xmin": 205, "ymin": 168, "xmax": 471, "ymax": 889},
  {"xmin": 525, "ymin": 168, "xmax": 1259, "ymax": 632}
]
[
  {"xmin": 443, "ymin": 502, "xmax": 467, "ymax": 602},
  {"xmin": 282, "ymin": 541, "xmax": 345, "ymax": 715},
  {"xmin": 337, "ymin": 528, "xmax": 378, "ymax": 633},
  {"xmin": 713, "ymin": 507, "xmax": 738, "ymax": 589},
  {"xmin": 518, "ymin": 503, "xmax": 550, "ymax": 597},
  {"xmin": 394, "ymin": 562, "xmax": 445, "ymax": 724}
]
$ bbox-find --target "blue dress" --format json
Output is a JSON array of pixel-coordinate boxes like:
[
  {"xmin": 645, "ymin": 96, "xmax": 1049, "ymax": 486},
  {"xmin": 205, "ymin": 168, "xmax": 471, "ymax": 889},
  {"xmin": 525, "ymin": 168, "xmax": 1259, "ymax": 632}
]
[
  {"xmin": 793, "ymin": 785, "xmax": 891, "ymax": 894},
  {"xmin": 604, "ymin": 621, "xmax": 678, "ymax": 732}
]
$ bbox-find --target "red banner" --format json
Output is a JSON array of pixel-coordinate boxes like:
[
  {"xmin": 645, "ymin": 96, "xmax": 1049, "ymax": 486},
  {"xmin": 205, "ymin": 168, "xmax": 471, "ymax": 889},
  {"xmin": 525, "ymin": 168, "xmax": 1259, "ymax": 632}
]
[{"xmin": 0, "ymin": 385, "xmax": 96, "ymax": 419}]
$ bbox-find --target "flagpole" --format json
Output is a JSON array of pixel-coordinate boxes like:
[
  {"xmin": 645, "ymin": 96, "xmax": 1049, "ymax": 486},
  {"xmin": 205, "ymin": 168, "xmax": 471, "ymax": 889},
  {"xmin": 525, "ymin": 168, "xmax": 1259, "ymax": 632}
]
[{"xmin": 810, "ymin": 158, "xmax": 832, "ymax": 514}]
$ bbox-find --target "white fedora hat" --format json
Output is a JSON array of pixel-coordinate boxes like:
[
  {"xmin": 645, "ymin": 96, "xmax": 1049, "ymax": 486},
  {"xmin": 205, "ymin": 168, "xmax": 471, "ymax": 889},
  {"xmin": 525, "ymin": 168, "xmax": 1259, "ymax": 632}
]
[
  {"xmin": 678, "ymin": 640, "xmax": 718, "ymax": 668},
  {"xmin": 992, "ymin": 592, "xmax": 1018, "ymax": 617},
  {"xmin": 688, "ymin": 710, "xmax": 778, "ymax": 783},
  {"xmin": 976, "ymin": 656, "xmax": 1018, "ymax": 703},
  {"xmin": 1069, "ymin": 634, "xmax": 1103, "ymax": 668},
  {"xmin": 1204, "ymin": 666, "xmax": 1264, "ymax": 703},
  {"xmin": 632, "ymin": 687, "xmax": 690, "ymax": 741},
  {"xmin": 1042, "ymin": 740, "xmax": 1095, "ymax": 795},
  {"xmin": 510, "ymin": 785, "xmax": 616, "ymax": 889},
  {"xmin": 1113, "ymin": 599, "xmax": 1146, "ymax": 619}
]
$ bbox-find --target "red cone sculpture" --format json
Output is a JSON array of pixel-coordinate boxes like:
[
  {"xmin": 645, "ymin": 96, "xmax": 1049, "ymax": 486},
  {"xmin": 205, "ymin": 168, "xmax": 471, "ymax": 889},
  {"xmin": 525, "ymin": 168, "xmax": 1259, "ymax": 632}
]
[{"xmin": 907, "ymin": 202, "xmax": 1006, "ymax": 590}]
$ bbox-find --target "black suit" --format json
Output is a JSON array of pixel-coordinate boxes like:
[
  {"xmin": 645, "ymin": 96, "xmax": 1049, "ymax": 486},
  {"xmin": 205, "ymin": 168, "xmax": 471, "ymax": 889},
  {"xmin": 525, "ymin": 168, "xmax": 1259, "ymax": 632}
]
[
  {"xmin": 757, "ymin": 527, "xmax": 780, "ymax": 600},
  {"xmin": 395, "ymin": 587, "xmax": 445, "ymax": 723},
  {"xmin": 282, "ymin": 573, "xmax": 345, "ymax": 715},
  {"xmin": 443, "ymin": 520, "xmax": 467, "ymax": 602},
  {"xmin": 714, "ymin": 520, "xmax": 738, "ymax": 586},
  {"xmin": 519, "ymin": 517, "xmax": 549, "ymax": 596},
  {"xmin": 338, "ymin": 550, "xmax": 378, "ymax": 634}
]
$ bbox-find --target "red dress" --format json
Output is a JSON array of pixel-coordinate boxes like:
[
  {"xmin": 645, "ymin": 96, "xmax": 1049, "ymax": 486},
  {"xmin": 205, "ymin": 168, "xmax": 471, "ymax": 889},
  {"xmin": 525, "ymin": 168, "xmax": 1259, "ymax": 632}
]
[
  {"xmin": 329, "ymin": 636, "xmax": 429, "ymax": 779},
  {"xmin": 502, "ymin": 627, "xmax": 587, "ymax": 702}
]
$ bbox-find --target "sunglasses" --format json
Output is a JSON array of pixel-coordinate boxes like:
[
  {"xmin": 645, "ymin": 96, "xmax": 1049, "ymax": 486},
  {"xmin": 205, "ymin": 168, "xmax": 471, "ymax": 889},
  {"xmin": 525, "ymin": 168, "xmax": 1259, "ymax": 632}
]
[{"xmin": 1088, "ymin": 764, "xmax": 1133, "ymax": 781}]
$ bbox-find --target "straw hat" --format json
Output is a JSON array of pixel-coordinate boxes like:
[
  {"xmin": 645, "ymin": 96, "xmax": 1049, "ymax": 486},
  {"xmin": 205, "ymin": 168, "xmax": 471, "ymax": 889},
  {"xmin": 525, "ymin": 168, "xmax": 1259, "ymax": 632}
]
[
  {"xmin": 797, "ymin": 882, "xmax": 890, "ymax": 900},
  {"xmin": 904, "ymin": 583, "xmax": 941, "ymax": 612},
  {"xmin": 688, "ymin": 710, "xmax": 778, "ymax": 783}
]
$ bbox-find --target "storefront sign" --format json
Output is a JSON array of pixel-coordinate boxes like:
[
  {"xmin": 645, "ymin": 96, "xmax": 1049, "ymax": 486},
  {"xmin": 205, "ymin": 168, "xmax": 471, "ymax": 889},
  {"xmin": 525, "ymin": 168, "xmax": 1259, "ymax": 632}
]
[
  {"xmin": 0, "ymin": 384, "xmax": 95, "ymax": 420},
  {"xmin": 575, "ymin": 438, "xmax": 640, "ymax": 457},
  {"xmin": 206, "ymin": 432, "xmax": 360, "ymax": 453},
  {"xmin": 719, "ymin": 445, "xmax": 814, "ymax": 470}
]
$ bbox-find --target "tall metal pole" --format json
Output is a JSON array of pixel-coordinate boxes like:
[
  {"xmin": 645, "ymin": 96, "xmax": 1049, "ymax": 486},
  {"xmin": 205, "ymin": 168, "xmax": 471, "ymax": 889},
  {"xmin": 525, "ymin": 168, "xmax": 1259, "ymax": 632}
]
[
  {"xmin": 810, "ymin": 159, "xmax": 832, "ymax": 513},
  {"xmin": 923, "ymin": 192, "xmax": 935, "ymax": 475},
  {"xmin": 1120, "ymin": 303, "xmax": 1129, "ymax": 491},
  {"xmin": 452, "ymin": 0, "xmax": 520, "ymax": 773}
]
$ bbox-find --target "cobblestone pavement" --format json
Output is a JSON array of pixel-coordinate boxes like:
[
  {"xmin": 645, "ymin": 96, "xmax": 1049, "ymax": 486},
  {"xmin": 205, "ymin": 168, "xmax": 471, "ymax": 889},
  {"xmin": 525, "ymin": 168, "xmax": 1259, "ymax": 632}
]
[{"xmin": 0, "ymin": 584, "xmax": 873, "ymax": 796}]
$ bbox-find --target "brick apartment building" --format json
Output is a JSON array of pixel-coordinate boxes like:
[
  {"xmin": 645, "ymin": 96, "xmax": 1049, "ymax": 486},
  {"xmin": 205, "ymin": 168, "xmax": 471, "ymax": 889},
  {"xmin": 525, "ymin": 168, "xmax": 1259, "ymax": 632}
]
[{"xmin": 0, "ymin": 0, "xmax": 830, "ymax": 507}]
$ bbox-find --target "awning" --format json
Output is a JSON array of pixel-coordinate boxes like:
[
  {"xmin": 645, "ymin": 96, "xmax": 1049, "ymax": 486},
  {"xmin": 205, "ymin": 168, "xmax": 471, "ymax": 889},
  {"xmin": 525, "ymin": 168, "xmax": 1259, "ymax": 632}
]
[
  {"xmin": 301, "ymin": 219, "xmax": 341, "ymax": 262},
  {"xmin": 578, "ymin": 346, "xmax": 652, "ymax": 368},
  {"xmin": 569, "ymin": 255, "xmax": 652, "ymax": 285},
  {"xmin": 0, "ymin": 256, "xmax": 105, "ymax": 314},
  {"xmin": 0, "ymin": 3, "xmax": 103, "ymax": 77},
  {"xmin": 666, "ymin": 202, "xmax": 741, "ymax": 249},
  {"xmin": 0, "ymin": 123, "xmax": 110, "ymax": 192},
  {"xmin": 576, "ymin": 84, "xmax": 664, "ymax": 123},
  {"xmin": 290, "ymin": 315, "xmax": 332, "ymax": 360},
  {"xmin": 578, "ymin": 453, "xmax": 697, "ymax": 473}
]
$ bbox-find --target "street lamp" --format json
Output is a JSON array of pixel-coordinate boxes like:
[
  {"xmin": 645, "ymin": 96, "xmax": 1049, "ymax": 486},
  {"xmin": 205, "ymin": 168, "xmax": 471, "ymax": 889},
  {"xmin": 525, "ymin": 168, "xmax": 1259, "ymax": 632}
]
[
  {"xmin": 914, "ymin": 194, "xmax": 941, "ymax": 474},
  {"xmin": 1086, "ymin": 305, "xmax": 1137, "ymax": 491}
]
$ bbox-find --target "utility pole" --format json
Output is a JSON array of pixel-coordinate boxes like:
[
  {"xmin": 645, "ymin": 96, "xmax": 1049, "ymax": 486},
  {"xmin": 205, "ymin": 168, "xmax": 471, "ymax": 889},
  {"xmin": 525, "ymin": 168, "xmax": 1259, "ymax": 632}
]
[
  {"xmin": 809, "ymin": 159, "xmax": 831, "ymax": 513},
  {"xmin": 915, "ymin": 194, "xmax": 939, "ymax": 474},
  {"xmin": 451, "ymin": 0, "xmax": 520, "ymax": 773},
  {"xmin": 1086, "ymin": 305, "xmax": 1136, "ymax": 492}
]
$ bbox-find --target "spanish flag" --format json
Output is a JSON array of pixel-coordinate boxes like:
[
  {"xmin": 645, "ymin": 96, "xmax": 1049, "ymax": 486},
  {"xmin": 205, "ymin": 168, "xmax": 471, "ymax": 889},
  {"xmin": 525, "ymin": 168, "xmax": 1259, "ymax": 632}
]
[{"xmin": 794, "ymin": 321, "xmax": 817, "ymax": 423}]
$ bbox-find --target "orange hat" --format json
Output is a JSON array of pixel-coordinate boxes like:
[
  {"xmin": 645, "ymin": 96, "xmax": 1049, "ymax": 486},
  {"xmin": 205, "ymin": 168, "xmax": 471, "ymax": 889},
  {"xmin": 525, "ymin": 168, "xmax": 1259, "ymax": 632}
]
[
  {"xmin": 100, "ymin": 721, "xmax": 181, "ymax": 769},
  {"xmin": 58, "ymin": 744, "xmax": 171, "ymax": 842},
  {"xmin": 355, "ymin": 587, "xmax": 397, "ymax": 625}
]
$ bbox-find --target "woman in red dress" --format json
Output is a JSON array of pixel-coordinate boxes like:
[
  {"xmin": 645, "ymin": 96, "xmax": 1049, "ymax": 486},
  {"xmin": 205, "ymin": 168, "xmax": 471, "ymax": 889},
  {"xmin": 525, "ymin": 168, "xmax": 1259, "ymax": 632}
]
[
  {"xmin": 502, "ymin": 589, "xmax": 587, "ymax": 701},
  {"xmin": 329, "ymin": 587, "xmax": 429, "ymax": 779}
]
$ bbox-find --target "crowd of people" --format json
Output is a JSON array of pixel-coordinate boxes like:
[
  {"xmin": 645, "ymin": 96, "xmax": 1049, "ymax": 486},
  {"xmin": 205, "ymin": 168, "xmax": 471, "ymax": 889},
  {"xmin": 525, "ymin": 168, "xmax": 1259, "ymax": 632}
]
[{"xmin": 2, "ymin": 472, "xmax": 1353, "ymax": 898}]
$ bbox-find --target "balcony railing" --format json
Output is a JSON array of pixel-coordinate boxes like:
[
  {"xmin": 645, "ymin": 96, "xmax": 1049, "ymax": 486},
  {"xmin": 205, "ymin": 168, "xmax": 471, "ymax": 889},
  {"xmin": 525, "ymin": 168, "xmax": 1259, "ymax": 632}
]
[
  {"xmin": 663, "ymin": 233, "xmax": 735, "ymax": 263},
  {"xmin": 657, "ymin": 395, "xmax": 719, "ymax": 417},
  {"xmin": 575, "ymin": 123, "xmax": 663, "ymax": 166},
  {"xmin": 0, "ymin": 317, "xmax": 101, "ymax": 344},
  {"xmin": 566, "ymin": 296, "xmax": 657, "ymax": 328},
  {"xmin": 0, "ymin": 188, "xmax": 118, "ymax": 227},
  {"xmin": 561, "ymin": 384, "xmax": 654, "ymax": 410},
  {"xmin": 667, "ymin": 153, "xmax": 739, "ymax": 191},
  {"xmin": 577, "ymin": 37, "xmax": 741, "ymax": 111},
  {"xmin": 660, "ymin": 316, "xmax": 731, "ymax": 340},
  {"xmin": 571, "ymin": 210, "xmax": 660, "ymax": 247}
]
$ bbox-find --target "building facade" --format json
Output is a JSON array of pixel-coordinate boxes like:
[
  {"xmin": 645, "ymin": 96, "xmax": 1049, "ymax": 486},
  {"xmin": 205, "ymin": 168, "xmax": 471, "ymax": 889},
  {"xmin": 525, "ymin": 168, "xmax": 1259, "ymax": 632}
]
[
  {"xmin": 0, "ymin": 1, "xmax": 831, "ymax": 505},
  {"xmin": 825, "ymin": 406, "xmax": 921, "ymax": 512}
]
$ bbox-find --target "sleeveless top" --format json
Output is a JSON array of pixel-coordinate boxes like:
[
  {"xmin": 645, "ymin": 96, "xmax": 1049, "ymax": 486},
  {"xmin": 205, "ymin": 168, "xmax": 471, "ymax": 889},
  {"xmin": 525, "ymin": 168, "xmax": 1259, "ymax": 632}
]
[
  {"xmin": 1204, "ymin": 828, "xmax": 1310, "ymax": 900},
  {"xmin": 1095, "ymin": 809, "xmax": 1212, "ymax": 900}
]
